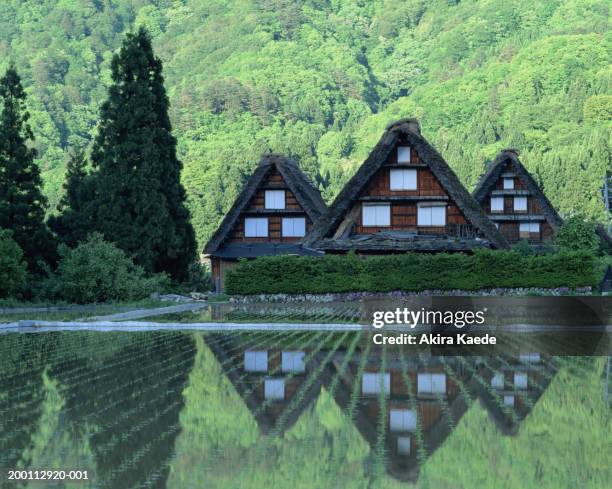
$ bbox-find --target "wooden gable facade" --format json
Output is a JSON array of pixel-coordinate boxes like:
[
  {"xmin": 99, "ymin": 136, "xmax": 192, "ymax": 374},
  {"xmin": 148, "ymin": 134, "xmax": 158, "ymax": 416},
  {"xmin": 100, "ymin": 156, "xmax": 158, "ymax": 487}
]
[
  {"xmin": 473, "ymin": 150, "xmax": 562, "ymax": 243},
  {"xmin": 305, "ymin": 119, "xmax": 508, "ymax": 253},
  {"xmin": 203, "ymin": 154, "xmax": 326, "ymax": 291}
]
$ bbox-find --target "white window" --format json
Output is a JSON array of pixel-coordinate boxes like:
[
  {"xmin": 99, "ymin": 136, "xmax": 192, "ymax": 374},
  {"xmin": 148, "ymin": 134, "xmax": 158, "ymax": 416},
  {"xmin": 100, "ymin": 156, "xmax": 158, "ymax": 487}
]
[
  {"xmin": 265, "ymin": 190, "xmax": 285, "ymax": 209},
  {"xmin": 281, "ymin": 351, "xmax": 305, "ymax": 373},
  {"xmin": 519, "ymin": 352, "xmax": 541, "ymax": 364},
  {"xmin": 244, "ymin": 217, "xmax": 268, "ymax": 237},
  {"xmin": 417, "ymin": 373, "xmax": 446, "ymax": 395},
  {"xmin": 244, "ymin": 351, "xmax": 268, "ymax": 372},
  {"xmin": 503, "ymin": 178, "xmax": 514, "ymax": 189},
  {"xmin": 503, "ymin": 395, "xmax": 515, "ymax": 406},
  {"xmin": 514, "ymin": 196, "xmax": 527, "ymax": 211},
  {"xmin": 491, "ymin": 373, "xmax": 504, "ymax": 389},
  {"xmin": 389, "ymin": 409, "xmax": 417, "ymax": 432},
  {"xmin": 514, "ymin": 373, "xmax": 528, "ymax": 390},
  {"xmin": 362, "ymin": 204, "xmax": 391, "ymax": 226},
  {"xmin": 397, "ymin": 146, "xmax": 411, "ymax": 163},
  {"xmin": 390, "ymin": 169, "xmax": 417, "ymax": 190},
  {"xmin": 519, "ymin": 222, "xmax": 540, "ymax": 234},
  {"xmin": 362, "ymin": 372, "xmax": 390, "ymax": 395},
  {"xmin": 264, "ymin": 378, "xmax": 285, "ymax": 400},
  {"xmin": 282, "ymin": 217, "xmax": 306, "ymax": 237},
  {"xmin": 417, "ymin": 204, "xmax": 446, "ymax": 226},
  {"xmin": 397, "ymin": 436, "xmax": 411, "ymax": 455},
  {"xmin": 490, "ymin": 196, "xmax": 504, "ymax": 212}
]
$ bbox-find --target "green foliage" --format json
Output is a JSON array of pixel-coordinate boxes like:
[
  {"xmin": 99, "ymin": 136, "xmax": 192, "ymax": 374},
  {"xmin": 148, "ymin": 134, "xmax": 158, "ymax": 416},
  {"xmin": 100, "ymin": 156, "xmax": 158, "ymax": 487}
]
[
  {"xmin": 88, "ymin": 27, "xmax": 196, "ymax": 280},
  {"xmin": 0, "ymin": 65, "xmax": 56, "ymax": 273},
  {"xmin": 554, "ymin": 215, "xmax": 599, "ymax": 253},
  {"xmin": 225, "ymin": 251, "xmax": 596, "ymax": 294},
  {"xmin": 0, "ymin": 229, "xmax": 27, "ymax": 298},
  {"xmin": 45, "ymin": 233, "xmax": 168, "ymax": 304},
  {"xmin": 583, "ymin": 94, "xmax": 612, "ymax": 123}
]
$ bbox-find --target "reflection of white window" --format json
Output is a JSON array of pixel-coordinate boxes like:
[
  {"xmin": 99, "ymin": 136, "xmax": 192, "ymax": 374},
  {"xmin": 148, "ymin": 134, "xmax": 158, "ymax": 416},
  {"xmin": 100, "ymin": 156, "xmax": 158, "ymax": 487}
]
[
  {"xmin": 281, "ymin": 351, "xmax": 305, "ymax": 373},
  {"xmin": 514, "ymin": 196, "xmax": 527, "ymax": 211},
  {"xmin": 503, "ymin": 395, "xmax": 515, "ymax": 406},
  {"xmin": 417, "ymin": 204, "xmax": 446, "ymax": 226},
  {"xmin": 397, "ymin": 436, "xmax": 411, "ymax": 455},
  {"xmin": 491, "ymin": 196, "xmax": 504, "ymax": 212},
  {"xmin": 503, "ymin": 178, "xmax": 514, "ymax": 189},
  {"xmin": 362, "ymin": 372, "xmax": 390, "ymax": 395},
  {"xmin": 417, "ymin": 373, "xmax": 446, "ymax": 395},
  {"xmin": 264, "ymin": 378, "xmax": 285, "ymax": 400},
  {"xmin": 491, "ymin": 373, "xmax": 504, "ymax": 389},
  {"xmin": 282, "ymin": 218, "xmax": 306, "ymax": 237},
  {"xmin": 514, "ymin": 373, "xmax": 528, "ymax": 389},
  {"xmin": 244, "ymin": 351, "xmax": 268, "ymax": 372},
  {"xmin": 390, "ymin": 169, "xmax": 417, "ymax": 190},
  {"xmin": 519, "ymin": 352, "xmax": 541, "ymax": 364},
  {"xmin": 265, "ymin": 190, "xmax": 285, "ymax": 209},
  {"xmin": 390, "ymin": 409, "xmax": 417, "ymax": 432},
  {"xmin": 362, "ymin": 204, "xmax": 390, "ymax": 226},
  {"xmin": 245, "ymin": 217, "xmax": 268, "ymax": 237},
  {"xmin": 519, "ymin": 222, "xmax": 540, "ymax": 234},
  {"xmin": 397, "ymin": 146, "xmax": 411, "ymax": 163}
]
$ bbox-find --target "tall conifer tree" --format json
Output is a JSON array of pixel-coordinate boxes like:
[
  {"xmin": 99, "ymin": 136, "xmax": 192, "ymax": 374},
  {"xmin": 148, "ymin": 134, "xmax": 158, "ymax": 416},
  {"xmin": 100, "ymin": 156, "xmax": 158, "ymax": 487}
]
[
  {"xmin": 90, "ymin": 27, "xmax": 196, "ymax": 279},
  {"xmin": 48, "ymin": 148, "xmax": 94, "ymax": 247},
  {"xmin": 0, "ymin": 65, "xmax": 55, "ymax": 273}
]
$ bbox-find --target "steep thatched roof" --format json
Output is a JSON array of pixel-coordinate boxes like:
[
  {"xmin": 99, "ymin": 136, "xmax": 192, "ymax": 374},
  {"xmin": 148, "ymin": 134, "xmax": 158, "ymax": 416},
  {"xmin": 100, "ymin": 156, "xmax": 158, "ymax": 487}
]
[
  {"xmin": 204, "ymin": 154, "xmax": 327, "ymax": 255},
  {"xmin": 473, "ymin": 149, "xmax": 563, "ymax": 229},
  {"xmin": 304, "ymin": 118, "xmax": 509, "ymax": 250}
]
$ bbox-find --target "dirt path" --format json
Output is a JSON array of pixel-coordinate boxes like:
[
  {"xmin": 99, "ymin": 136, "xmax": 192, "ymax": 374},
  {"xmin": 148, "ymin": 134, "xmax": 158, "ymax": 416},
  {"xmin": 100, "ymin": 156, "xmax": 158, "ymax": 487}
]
[{"xmin": 82, "ymin": 302, "xmax": 208, "ymax": 321}]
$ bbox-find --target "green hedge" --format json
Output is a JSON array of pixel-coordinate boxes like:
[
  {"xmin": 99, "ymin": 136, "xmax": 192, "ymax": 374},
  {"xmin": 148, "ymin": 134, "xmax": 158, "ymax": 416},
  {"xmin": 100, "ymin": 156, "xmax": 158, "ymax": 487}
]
[{"xmin": 225, "ymin": 250, "xmax": 596, "ymax": 295}]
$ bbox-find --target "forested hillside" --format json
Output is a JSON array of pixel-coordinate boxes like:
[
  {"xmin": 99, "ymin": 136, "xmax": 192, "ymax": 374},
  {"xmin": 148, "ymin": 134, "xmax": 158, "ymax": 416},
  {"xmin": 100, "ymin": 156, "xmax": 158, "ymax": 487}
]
[{"xmin": 0, "ymin": 0, "xmax": 610, "ymax": 247}]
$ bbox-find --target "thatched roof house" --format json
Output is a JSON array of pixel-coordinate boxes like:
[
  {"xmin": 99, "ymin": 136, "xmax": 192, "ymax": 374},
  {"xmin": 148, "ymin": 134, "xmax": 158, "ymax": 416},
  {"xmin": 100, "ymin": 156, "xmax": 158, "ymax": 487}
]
[
  {"xmin": 304, "ymin": 119, "xmax": 509, "ymax": 252},
  {"xmin": 472, "ymin": 149, "xmax": 562, "ymax": 243},
  {"xmin": 203, "ymin": 154, "xmax": 326, "ymax": 291}
]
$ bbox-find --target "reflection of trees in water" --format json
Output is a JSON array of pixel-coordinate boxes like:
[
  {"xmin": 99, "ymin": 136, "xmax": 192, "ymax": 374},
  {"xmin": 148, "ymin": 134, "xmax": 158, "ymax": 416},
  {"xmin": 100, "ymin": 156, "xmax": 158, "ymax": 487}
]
[
  {"xmin": 0, "ymin": 334, "xmax": 61, "ymax": 476},
  {"xmin": 53, "ymin": 332, "xmax": 196, "ymax": 489},
  {"xmin": 0, "ymin": 332, "xmax": 196, "ymax": 489},
  {"xmin": 1, "ymin": 331, "xmax": 608, "ymax": 488}
]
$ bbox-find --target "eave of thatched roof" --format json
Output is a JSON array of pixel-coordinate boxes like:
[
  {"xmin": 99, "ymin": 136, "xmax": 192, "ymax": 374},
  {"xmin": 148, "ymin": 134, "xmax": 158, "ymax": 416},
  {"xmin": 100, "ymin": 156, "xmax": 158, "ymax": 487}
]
[
  {"xmin": 473, "ymin": 149, "xmax": 563, "ymax": 230},
  {"xmin": 304, "ymin": 118, "xmax": 509, "ymax": 250},
  {"xmin": 203, "ymin": 154, "xmax": 327, "ymax": 255}
]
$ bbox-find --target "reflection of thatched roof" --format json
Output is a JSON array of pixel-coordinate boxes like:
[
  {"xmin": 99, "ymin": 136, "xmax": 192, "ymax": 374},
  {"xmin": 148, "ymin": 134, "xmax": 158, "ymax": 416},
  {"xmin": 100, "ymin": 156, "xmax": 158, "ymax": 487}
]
[
  {"xmin": 204, "ymin": 154, "xmax": 327, "ymax": 255},
  {"xmin": 204, "ymin": 335, "xmax": 327, "ymax": 435},
  {"xmin": 327, "ymin": 354, "xmax": 474, "ymax": 482},
  {"xmin": 473, "ymin": 149, "xmax": 563, "ymax": 230},
  {"xmin": 304, "ymin": 119, "xmax": 508, "ymax": 250}
]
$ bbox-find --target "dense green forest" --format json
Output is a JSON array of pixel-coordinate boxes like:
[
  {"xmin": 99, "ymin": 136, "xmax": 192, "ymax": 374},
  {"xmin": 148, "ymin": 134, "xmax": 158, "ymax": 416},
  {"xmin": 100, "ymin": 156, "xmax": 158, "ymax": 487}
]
[{"xmin": 0, "ymin": 0, "xmax": 610, "ymax": 248}]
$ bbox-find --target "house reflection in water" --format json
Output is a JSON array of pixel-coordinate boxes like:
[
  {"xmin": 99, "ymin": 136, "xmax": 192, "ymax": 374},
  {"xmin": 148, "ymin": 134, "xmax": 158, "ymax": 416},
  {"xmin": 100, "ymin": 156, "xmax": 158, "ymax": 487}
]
[{"xmin": 204, "ymin": 334, "xmax": 558, "ymax": 482}]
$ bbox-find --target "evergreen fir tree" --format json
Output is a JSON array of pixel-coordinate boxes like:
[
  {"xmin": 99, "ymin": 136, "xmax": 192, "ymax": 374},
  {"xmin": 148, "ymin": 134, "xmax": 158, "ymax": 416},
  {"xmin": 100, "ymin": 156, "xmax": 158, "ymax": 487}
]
[
  {"xmin": 48, "ymin": 148, "xmax": 94, "ymax": 247},
  {"xmin": 0, "ymin": 65, "xmax": 55, "ymax": 273},
  {"xmin": 90, "ymin": 27, "xmax": 196, "ymax": 280}
]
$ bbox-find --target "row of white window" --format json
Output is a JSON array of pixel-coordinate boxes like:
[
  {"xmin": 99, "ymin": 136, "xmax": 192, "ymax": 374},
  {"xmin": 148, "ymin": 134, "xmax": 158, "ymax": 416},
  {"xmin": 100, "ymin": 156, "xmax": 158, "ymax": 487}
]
[
  {"xmin": 361, "ymin": 372, "xmax": 446, "ymax": 396},
  {"xmin": 244, "ymin": 350, "xmax": 305, "ymax": 373},
  {"xmin": 491, "ymin": 196, "xmax": 527, "ymax": 212},
  {"xmin": 491, "ymin": 372, "xmax": 528, "ymax": 389},
  {"xmin": 244, "ymin": 217, "xmax": 306, "ymax": 237},
  {"xmin": 362, "ymin": 203, "xmax": 446, "ymax": 227},
  {"xmin": 493, "ymin": 221, "xmax": 541, "ymax": 233}
]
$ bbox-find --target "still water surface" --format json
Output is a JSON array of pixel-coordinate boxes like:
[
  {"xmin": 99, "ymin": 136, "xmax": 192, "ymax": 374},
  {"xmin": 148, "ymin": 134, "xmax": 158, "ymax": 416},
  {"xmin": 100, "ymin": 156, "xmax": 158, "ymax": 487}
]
[{"xmin": 0, "ymin": 330, "xmax": 610, "ymax": 489}]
